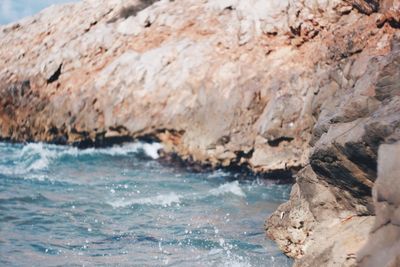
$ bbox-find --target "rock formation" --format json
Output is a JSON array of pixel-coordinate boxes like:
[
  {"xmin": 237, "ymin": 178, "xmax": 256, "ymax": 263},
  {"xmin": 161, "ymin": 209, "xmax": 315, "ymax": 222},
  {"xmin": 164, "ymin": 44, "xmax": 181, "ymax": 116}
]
[
  {"xmin": 0, "ymin": 0, "xmax": 399, "ymax": 266},
  {"xmin": 357, "ymin": 142, "xmax": 400, "ymax": 267}
]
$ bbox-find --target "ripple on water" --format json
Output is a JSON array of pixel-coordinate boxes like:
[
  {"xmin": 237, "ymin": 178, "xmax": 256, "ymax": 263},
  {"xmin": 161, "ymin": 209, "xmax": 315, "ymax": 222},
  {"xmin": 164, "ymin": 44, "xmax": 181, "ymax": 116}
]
[{"xmin": 0, "ymin": 142, "xmax": 293, "ymax": 267}]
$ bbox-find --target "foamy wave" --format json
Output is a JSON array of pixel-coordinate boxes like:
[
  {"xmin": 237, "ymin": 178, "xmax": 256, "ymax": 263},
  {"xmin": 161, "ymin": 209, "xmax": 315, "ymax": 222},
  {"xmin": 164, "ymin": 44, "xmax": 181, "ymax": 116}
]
[
  {"xmin": 109, "ymin": 192, "xmax": 182, "ymax": 208},
  {"xmin": 207, "ymin": 169, "xmax": 230, "ymax": 179},
  {"xmin": 209, "ymin": 181, "xmax": 246, "ymax": 198},
  {"xmin": 134, "ymin": 142, "xmax": 163, "ymax": 159},
  {"xmin": 21, "ymin": 143, "xmax": 56, "ymax": 171},
  {"xmin": 0, "ymin": 142, "xmax": 163, "ymax": 176},
  {"xmin": 79, "ymin": 142, "xmax": 163, "ymax": 159},
  {"xmin": 0, "ymin": 143, "xmax": 53, "ymax": 177},
  {"xmin": 110, "ymin": 181, "xmax": 246, "ymax": 208}
]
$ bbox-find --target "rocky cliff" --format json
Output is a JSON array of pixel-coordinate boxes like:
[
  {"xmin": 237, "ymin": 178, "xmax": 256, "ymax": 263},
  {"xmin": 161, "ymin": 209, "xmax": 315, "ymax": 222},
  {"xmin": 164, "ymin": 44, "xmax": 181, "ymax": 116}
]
[{"xmin": 0, "ymin": 0, "xmax": 399, "ymax": 266}]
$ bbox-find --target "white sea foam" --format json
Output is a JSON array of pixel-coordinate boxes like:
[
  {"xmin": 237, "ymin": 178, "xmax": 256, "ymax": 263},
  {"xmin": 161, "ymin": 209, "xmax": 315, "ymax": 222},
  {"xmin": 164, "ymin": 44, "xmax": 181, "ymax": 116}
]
[
  {"xmin": 0, "ymin": 142, "xmax": 163, "ymax": 177},
  {"xmin": 109, "ymin": 192, "xmax": 182, "ymax": 208},
  {"xmin": 210, "ymin": 181, "xmax": 246, "ymax": 198},
  {"xmin": 136, "ymin": 142, "xmax": 163, "ymax": 159},
  {"xmin": 207, "ymin": 169, "xmax": 230, "ymax": 179},
  {"xmin": 110, "ymin": 181, "xmax": 246, "ymax": 208},
  {"xmin": 108, "ymin": 181, "xmax": 246, "ymax": 208},
  {"xmin": 0, "ymin": 143, "xmax": 57, "ymax": 176},
  {"xmin": 21, "ymin": 143, "xmax": 56, "ymax": 171},
  {"xmin": 78, "ymin": 142, "xmax": 163, "ymax": 159}
]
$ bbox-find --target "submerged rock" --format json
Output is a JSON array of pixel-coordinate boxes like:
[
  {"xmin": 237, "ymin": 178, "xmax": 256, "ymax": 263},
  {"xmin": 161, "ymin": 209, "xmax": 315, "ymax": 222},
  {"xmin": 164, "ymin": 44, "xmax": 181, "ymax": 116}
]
[{"xmin": 0, "ymin": 0, "xmax": 399, "ymax": 266}]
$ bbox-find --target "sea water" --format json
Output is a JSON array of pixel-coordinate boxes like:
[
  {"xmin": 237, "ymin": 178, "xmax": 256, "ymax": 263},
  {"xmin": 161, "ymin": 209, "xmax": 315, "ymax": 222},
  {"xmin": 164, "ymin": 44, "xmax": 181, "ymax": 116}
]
[
  {"xmin": 0, "ymin": 142, "xmax": 293, "ymax": 266},
  {"xmin": 1, "ymin": 2, "xmax": 293, "ymax": 266}
]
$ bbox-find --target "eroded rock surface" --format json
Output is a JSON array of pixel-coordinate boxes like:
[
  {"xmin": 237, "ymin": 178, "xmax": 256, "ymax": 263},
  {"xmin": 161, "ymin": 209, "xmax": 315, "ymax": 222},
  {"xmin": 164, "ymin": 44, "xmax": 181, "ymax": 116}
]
[
  {"xmin": 1, "ymin": 0, "xmax": 334, "ymax": 172},
  {"xmin": 267, "ymin": 29, "xmax": 400, "ymax": 267},
  {"xmin": 267, "ymin": 23, "xmax": 399, "ymax": 267},
  {"xmin": 266, "ymin": 165, "xmax": 375, "ymax": 266},
  {"xmin": 0, "ymin": 0, "xmax": 400, "ymax": 266}
]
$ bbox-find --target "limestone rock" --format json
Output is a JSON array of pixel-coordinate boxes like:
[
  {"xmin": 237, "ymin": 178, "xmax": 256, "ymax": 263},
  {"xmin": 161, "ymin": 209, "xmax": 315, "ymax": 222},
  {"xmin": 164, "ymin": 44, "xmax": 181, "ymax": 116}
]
[
  {"xmin": 0, "ymin": 0, "xmax": 343, "ymax": 169},
  {"xmin": 1, "ymin": 0, "xmax": 400, "ymax": 266},
  {"xmin": 267, "ymin": 9, "xmax": 400, "ymax": 267},
  {"xmin": 266, "ymin": 165, "xmax": 374, "ymax": 265},
  {"xmin": 349, "ymin": 0, "xmax": 380, "ymax": 14}
]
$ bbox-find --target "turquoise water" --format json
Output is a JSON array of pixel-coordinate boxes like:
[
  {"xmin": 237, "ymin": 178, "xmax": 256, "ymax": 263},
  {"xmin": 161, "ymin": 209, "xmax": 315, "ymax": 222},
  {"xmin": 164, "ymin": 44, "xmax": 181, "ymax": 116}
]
[
  {"xmin": 1, "ymin": 1, "xmax": 293, "ymax": 266},
  {"xmin": 0, "ymin": 142, "xmax": 293, "ymax": 266},
  {"xmin": 0, "ymin": 0, "xmax": 78, "ymax": 25}
]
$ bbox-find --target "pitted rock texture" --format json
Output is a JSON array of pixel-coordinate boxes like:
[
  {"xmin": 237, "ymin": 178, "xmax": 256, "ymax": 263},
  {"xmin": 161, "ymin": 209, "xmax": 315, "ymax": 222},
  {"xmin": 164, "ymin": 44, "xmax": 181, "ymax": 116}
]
[
  {"xmin": 265, "ymin": 0, "xmax": 400, "ymax": 265},
  {"xmin": 266, "ymin": 166, "xmax": 374, "ymax": 265},
  {"xmin": 267, "ymin": 21, "xmax": 400, "ymax": 267},
  {"xmin": 1, "ymin": 0, "xmax": 400, "ymax": 266},
  {"xmin": 0, "ymin": 0, "xmax": 362, "ymax": 172}
]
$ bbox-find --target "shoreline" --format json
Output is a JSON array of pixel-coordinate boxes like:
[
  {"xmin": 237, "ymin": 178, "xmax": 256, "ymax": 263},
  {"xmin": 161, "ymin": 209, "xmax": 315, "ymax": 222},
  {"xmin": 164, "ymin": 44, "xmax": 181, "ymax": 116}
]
[
  {"xmin": 0, "ymin": 140, "xmax": 294, "ymax": 266},
  {"xmin": 1, "ymin": 0, "xmax": 399, "ymax": 265},
  {"xmin": 0, "ymin": 138, "xmax": 297, "ymax": 185}
]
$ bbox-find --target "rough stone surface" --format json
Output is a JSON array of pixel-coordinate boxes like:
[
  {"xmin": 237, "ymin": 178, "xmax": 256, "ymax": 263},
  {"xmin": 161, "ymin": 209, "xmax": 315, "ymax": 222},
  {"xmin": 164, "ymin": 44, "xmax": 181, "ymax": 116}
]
[
  {"xmin": 2, "ymin": 0, "xmax": 376, "ymax": 173},
  {"xmin": 267, "ymin": 29, "xmax": 400, "ymax": 266},
  {"xmin": 264, "ymin": 1, "xmax": 400, "ymax": 266},
  {"xmin": 357, "ymin": 141, "xmax": 400, "ymax": 267},
  {"xmin": 266, "ymin": 165, "xmax": 375, "ymax": 266},
  {"xmin": 1, "ymin": 0, "xmax": 338, "ymax": 172},
  {"xmin": 0, "ymin": 0, "xmax": 400, "ymax": 266}
]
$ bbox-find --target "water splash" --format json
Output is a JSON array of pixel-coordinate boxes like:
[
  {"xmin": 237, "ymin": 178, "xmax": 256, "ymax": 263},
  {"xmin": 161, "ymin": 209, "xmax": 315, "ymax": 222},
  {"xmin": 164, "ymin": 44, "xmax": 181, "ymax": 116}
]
[
  {"xmin": 0, "ymin": 141, "xmax": 292, "ymax": 267},
  {"xmin": 0, "ymin": 142, "xmax": 163, "ymax": 178},
  {"xmin": 109, "ymin": 181, "xmax": 248, "ymax": 209},
  {"xmin": 210, "ymin": 181, "xmax": 246, "ymax": 198},
  {"xmin": 109, "ymin": 192, "xmax": 182, "ymax": 208}
]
